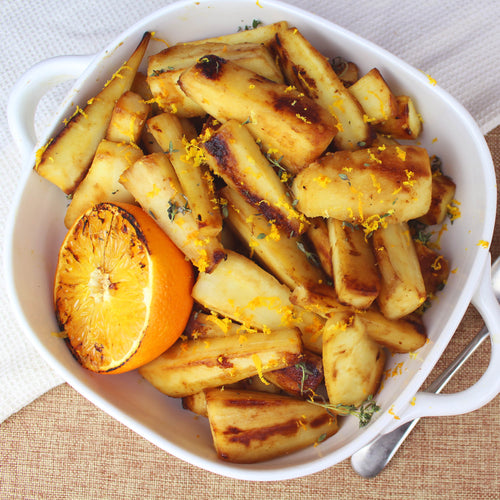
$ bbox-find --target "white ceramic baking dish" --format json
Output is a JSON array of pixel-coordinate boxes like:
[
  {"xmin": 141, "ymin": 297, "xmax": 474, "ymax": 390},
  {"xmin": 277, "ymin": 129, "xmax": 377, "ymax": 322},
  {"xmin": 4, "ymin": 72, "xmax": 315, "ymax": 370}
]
[{"xmin": 5, "ymin": 0, "xmax": 500, "ymax": 481}]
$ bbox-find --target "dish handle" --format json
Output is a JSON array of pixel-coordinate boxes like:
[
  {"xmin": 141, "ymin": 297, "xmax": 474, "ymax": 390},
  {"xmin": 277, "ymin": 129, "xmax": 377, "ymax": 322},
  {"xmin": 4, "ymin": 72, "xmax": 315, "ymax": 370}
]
[
  {"xmin": 384, "ymin": 253, "xmax": 500, "ymax": 431},
  {"xmin": 7, "ymin": 54, "xmax": 95, "ymax": 158}
]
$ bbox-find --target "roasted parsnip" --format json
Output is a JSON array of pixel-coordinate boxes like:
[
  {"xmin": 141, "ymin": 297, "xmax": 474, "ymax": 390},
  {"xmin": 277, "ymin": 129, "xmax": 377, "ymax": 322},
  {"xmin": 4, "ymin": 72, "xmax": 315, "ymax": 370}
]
[
  {"xmin": 178, "ymin": 56, "xmax": 337, "ymax": 173},
  {"xmin": 148, "ymin": 42, "xmax": 284, "ymax": 117},
  {"xmin": 120, "ymin": 152, "xmax": 225, "ymax": 272},
  {"xmin": 322, "ymin": 312, "xmax": 385, "ymax": 408},
  {"xmin": 271, "ymin": 27, "xmax": 372, "ymax": 150},
  {"xmin": 348, "ymin": 68, "xmax": 398, "ymax": 124},
  {"xmin": 413, "ymin": 239, "xmax": 450, "ymax": 296},
  {"xmin": 192, "ymin": 249, "xmax": 303, "ymax": 330},
  {"xmin": 327, "ymin": 218, "xmax": 380, "ymax": 309},
  {"xmin": 35, "ymin": 33, "xmax": 151, "ymax": 194},
  {"xmin": 292, "ymin": 145, "xmax": 432, "ymax": 223},
  {"xmin": 205, "ymin": 388, "xmax": 338, "ymax": 463},
  {"xmin": 264, "ymin": 350, "xmax": 324, "ymax": 398},
  {"xmin": 64, "ymin": 140, "xmax": 143, "ymax": 228},
  {"xmin": 184, "ymin": 20, "xmax": 289, "ymax": 46},
  {"xmin": 375, "ymin": 95, "xmax": 422, "ymax": 139},
  {"xmin": 147, "ymin": 112, "xmax": 222, "ymax": 238},
  {"xmin": 305, "ymin": 217, "xmax": 333, "ymax": 279},
  {"xmin": 222, "ymin": 186, "xmax": 324, "ymax": 290},
  {"xmin": 418, "ymin": 172, "xmax": 457, "ymax": 226},
  {"xmin": 372, "ymin": 222, "xmax": 427, "ymax": 319},
  {"xmin": 359, "ymin": 309, "xmax": 427, "ymax": 353},
  {"xmin": 202, "ymin": 120, "xmax": 308, "ymax": 237},
  {"xmin": 105, "ymin": 90, "xmax": 151, "ymax": 144},
  {"xmin": 138, "ymin": 328, "xmax": 302, "ymax": 397}
]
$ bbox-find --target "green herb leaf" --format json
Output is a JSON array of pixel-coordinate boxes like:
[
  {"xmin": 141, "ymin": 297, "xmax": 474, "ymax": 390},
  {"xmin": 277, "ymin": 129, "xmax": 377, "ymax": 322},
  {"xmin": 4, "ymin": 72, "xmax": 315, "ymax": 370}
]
[
  {"xmin": 168, "ymin": 141, "xmax": 179, "ymax": 154},
  {"xmin": 295, "ymin": 361, "xmax": 314, "ymax": 396},
  {"xmin": 296, "ymin": 241, "xmax": 321, "ymax": 268}
]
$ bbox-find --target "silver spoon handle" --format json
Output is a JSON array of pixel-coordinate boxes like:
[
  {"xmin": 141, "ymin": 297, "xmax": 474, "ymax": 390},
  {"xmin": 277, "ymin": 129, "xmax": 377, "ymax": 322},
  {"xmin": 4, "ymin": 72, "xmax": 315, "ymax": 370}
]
[{"xmin": 350, "ymin": 325, "xmax": 489, "ymax": 478}]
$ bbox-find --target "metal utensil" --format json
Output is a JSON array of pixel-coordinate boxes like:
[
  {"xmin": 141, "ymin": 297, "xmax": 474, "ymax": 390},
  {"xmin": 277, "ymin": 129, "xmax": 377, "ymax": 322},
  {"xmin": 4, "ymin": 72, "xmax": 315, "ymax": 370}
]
[{"xmin": 350, "ymin": 256, "xmax": 500, "ymax": 479}]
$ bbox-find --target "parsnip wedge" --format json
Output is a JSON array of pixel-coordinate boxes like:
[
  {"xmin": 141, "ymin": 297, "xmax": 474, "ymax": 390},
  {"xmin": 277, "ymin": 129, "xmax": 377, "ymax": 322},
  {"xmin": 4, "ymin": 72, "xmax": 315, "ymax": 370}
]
[
  {"xmin": 413, "ymin": 240, "xmax": 450, "ymax": 296},
  {"xmin": 149, "ymin": 41, "xmax": 283, "ymax": 82},
  {"xmin": 191, "ymin": 249, "xmax": 324, "ymax": 349},
  {"xmin": 120, "ymin": 152, "xmax": 225, "ymax": 272},
  {"xmin": 375, "ymin": 95, "xmax": 422, "ymax": 139},
  {"xmin": 147, "ymin": 112, "xmax": 222, "ymax": 237},
  {"xmin": 222, "ymin": 185, "xmax": 324, "ymax": 289},
  {"xmin": 184, "ymin": 311, "xmax": 249, "ymax": 340},
  {"xmin": 148, "ymin": 42, "xmax": 283, "ymax": 117},
  {"xmin": 179, "ymin": 56, "xmax": 337, "ymax": 173},
  {"xmin": 205, "ymin": 388, "xmax": 338, "ymax": 463},
  {"xmin": 359, "ymin": 309, "xmax": 427, "ymax": 353},
  {"xmin": 372, "ymin": 222, "xmax": 427, "ymax": 319},
  {"xmin": 139, "ymin": 328, "xmax": 302, "ymax": 397},
  {"xmin": 327, "ymin": 218, "xmax": 380, "ymax": 309},
  {"xmin": 201, "ymin": 119, "xmax": 308, "ymax": 237},
  {"xmin": 35, "ymin": 32, "xmax": 151, "ymax": 194},
  {"xmin": 191, "ymin": 249, "xmax": 301, "ymax": 330},
  {"xmin": 182, "ymin": 391, "xmax": 208, "ymax": 417},
  {"xmin": 105, "ymin": 90, "xmax": 150, "ymax": 144},
  {"xmin": 271, "ymin": 27, "xmax": 372, "ymax": 150},
  {"xmin": 292, "ymin": 145, "xmax": 432, "ymax": 223},
  {"xmin": 323, "ymin": 312, "xmax": 385, "ymax": 408},
  {"xmin": 264, "ymin": 350, "xmax": 324, "ymax": 398},
  {"xmin": 64, "ymin": 139, "xmax": 143, "ymax": 228},
  {"xmin": 184, "ymin": 21, "xmax": 289, "ymax": 46},
  {"xmin": 306, "ymin": 217, "xmax": 333, "ymax": 279},
  {"xmin": 348, "ymin": 68, "xmax": 398, "ymax": 124},
  {"xmin": 418, "ymin": 172, "xmax": 457, "ymax": 226}
]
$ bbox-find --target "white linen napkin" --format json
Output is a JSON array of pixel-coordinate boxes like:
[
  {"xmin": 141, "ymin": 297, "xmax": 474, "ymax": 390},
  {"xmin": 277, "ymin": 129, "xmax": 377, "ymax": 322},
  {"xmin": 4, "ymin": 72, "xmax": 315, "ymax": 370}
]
[{"xmin": 1, "ymin": 0, "xmax": 499, "ymax": 423}]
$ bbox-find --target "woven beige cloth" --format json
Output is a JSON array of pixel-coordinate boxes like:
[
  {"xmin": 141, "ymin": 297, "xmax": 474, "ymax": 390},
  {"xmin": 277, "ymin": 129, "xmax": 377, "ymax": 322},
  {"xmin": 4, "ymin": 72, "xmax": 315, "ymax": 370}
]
[{"xmin": 0, "ymin": 127, "xmax": 498, "ymax": 499}]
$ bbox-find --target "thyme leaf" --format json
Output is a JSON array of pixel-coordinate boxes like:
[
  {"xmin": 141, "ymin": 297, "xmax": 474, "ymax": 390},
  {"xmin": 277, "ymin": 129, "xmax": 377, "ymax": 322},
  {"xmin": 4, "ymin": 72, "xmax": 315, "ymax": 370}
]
[
  {"xmin": 296, "ymin": 241, "xmax": 321, "ymax": 268},
  {"xmin": 238, "ymin": 19, "xmax": 263, "ymax": 31},
  {"xmin": 168, "ymin": 141, "xmax": 179, "ymax": 154},
  {"xmin": 167, "ymin": 196, "xmax": 191, "ymax": 221}
]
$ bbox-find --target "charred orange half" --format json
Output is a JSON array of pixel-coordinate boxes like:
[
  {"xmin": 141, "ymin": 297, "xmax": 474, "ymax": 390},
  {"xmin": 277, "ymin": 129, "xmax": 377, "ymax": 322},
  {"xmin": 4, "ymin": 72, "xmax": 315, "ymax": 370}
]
[{"xmin": 54, "ymin": 202, "xmax": 194, "ymax": 374}]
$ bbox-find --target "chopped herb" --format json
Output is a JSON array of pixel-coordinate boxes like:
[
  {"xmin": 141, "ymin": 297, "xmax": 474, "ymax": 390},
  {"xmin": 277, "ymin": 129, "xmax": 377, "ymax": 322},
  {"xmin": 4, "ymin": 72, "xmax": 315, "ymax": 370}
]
[
  {"xmin": 342, "ymin": 221, "xmax": 358, "ymax": 230},
  {"xmin": 238, "ymin": 19, "xmax": 263, "ymax": 31},
  {"xmin": 317, "ymin": 433, "xmax": 327, "ymax": 443},
  {"xmin": 148, "ymin": 210, "xmax": 157, "ymax": 220},
  {"xmin": 266, "ymin": 152, "xmax": 287, "ymax": 179},
  {"xmin": 168, "ymin": 141, "xmax": 179, "ymax": 154},
  {"xmin": 167, "ymin": 197, "xmax": 191, "ymax": 221},
  {"xmin": 357, "ymin": 141, "xmax": 367, "ymax": 147},
  {"xmin": 338, "ymin": 172, "xmax": 351, "ymax": 186},
  {"xmin": 151, "ymin": 69, "xmax": 166, "ymax": 77},
  {"xmin": 256, "ymin": 233, "xmax": 266, "ymax": 239},
  {"xmin": 296, "ymin": 241, "xmax": 321, "ymax": 268},
  {"xmin": 242, "ymin": 117, "xmax": 252, "ymax": 125}
]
